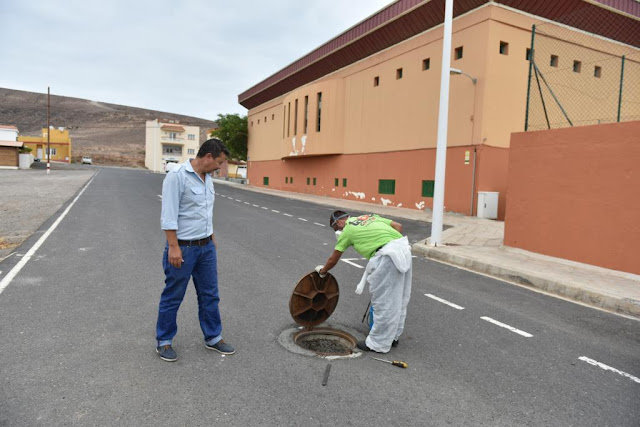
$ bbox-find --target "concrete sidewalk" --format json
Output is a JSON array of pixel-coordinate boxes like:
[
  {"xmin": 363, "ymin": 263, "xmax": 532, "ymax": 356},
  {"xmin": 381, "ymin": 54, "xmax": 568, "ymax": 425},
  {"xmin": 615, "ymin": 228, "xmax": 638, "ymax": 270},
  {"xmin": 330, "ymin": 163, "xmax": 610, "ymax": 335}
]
[{"xmin": 214, "ymin": 179, "xmax": 640, "ymax": 319}]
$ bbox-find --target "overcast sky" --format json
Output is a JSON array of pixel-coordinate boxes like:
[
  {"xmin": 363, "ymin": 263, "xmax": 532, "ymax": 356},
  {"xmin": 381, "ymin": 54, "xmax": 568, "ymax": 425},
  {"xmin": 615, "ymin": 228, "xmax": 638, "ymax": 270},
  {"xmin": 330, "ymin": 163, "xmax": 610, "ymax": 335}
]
[{"xmin": 1, "ymin": 0, "xmax": 393, "ymax": 120}]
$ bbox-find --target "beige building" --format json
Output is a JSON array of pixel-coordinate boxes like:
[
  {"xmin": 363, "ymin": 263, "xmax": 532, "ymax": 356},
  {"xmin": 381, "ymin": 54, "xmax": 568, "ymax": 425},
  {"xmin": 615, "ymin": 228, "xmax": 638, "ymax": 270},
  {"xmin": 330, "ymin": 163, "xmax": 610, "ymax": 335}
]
[
  {"xmin": 145, "ymin": 119, "xmax": 201, "ymax": 172},
  {"xmin": 239, "ymin": 0, "xmax": 639, "ymax": 219}
]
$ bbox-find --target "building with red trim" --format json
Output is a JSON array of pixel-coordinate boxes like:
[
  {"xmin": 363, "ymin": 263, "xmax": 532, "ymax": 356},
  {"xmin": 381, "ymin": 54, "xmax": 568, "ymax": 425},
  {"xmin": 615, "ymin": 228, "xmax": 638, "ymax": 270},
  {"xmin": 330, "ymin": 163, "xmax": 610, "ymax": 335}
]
[{"xmin": 239, "ymin": 0, "xmax": 639, "ymax": 218}]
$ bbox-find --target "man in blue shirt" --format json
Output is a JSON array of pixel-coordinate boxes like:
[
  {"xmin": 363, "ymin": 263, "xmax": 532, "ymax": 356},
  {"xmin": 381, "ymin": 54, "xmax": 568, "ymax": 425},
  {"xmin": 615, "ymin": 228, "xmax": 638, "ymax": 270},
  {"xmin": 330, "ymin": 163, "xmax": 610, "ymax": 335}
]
[{"xmin": 156, "ymin": 138, "xmax": 234, "ymax": 362}]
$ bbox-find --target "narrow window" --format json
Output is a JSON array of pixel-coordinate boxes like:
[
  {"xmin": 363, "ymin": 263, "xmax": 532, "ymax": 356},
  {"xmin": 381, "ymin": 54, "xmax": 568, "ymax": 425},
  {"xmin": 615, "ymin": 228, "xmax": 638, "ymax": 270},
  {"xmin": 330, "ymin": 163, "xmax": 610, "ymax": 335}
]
[
  {"xmin": 594, "ymin": 66, "xmax": 602, "ymax": 78},
  {"xmin": 290, "ymin": 177, "xmax": 293, "ymax": 184},
  {"xmin": 526, "ymin": 48, "xmax": 531, "ymax": 61},
  {"xmin": 373, "ymin": 76, "xmax": 379, "ymax": 86},
  {"xmin": 422, "ymin": 58, "xmax": 430, "ymax": 70},
  {"xmin": 342, "ymin": 178, "xmax": 347, "ymax": 187},
  {"xmin": 396, "ymin": 68, "xmax": 403, "ymax": 79},
  {"xmin": 264, "ymin": 116, "xmax": 267, "ymax": 122},
  {"xmin": 285, "ymin": 177, "xmax": 289, "ymax": 184},
  {"xmin": 313, "ymin": 178, "xmax": 317, "ymax": 186},
  {"xmin": 303, "ymin": 96, "xmax": 309, "ymax": 134},
  {"xmin": 316, "ymin": 92, "xmax": 322, "ymax": 132},
  {"xmin": 251, "ymin": 121, "xmax": 253, "ymax": 127},
  {"xmin": 257, "ymin": 119, "xmax": 260, "ymax": 124},
  {"xmin": 455, "ymin": 46, "xmax": 463, "ymax": 60},
  {"xmin": 334, "ymin": 178, "xmax": 339, "ymax": 186},
  {"xmin": 272, "ymin": 114, "xmax": 275, "ymax": 120},
  {"xmin": 499, "ymin": 41, "xmax": 509, "ymax": 55},
  {"xmin": 294, "ymin": 99, "xmax": 298, "ymax": 135},
  {"xmin": 263, "ymin": 177, "xmax": 269, "ymax": 186},
  {"xmin": 306, "ymin": 177, "xmax": 310, "ymax": 185},
  {"xmin": 378, "ymin": 179, "xmax": 396, "ymax": 195},
  {"xmin": 573, "ymin": 60, "xmax": 581, "ymax": 73},
  {"xmin": 422, "ymin": 180, "xmax": 435, "ymax": 197},
  {"xmin": 550, "ymin": 55, "xmax": 558, "ymax": 67},
  {"xmin": 287, "ymin": 102, "xmax": 291, "ymax": 137}
]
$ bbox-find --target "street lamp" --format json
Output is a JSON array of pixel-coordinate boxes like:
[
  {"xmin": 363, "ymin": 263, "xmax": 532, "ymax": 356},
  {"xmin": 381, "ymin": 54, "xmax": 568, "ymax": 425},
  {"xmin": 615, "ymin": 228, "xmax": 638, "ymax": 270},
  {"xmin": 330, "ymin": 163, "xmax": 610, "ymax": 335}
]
[{"xmin": 450, "ymin": 67, "xmax": 479, "ymax": 216}]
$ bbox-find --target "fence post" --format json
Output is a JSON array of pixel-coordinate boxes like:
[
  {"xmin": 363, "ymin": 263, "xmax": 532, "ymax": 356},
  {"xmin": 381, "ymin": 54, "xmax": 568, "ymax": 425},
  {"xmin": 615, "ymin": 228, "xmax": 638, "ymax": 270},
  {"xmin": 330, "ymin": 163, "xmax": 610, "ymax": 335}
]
[
  {"xmin": 617, "ymin": 55, "xmax": 625, "ymax": 122},
  {"xmin": 524, "ymin": 24, "xmax": 536, "ymax": 131}
]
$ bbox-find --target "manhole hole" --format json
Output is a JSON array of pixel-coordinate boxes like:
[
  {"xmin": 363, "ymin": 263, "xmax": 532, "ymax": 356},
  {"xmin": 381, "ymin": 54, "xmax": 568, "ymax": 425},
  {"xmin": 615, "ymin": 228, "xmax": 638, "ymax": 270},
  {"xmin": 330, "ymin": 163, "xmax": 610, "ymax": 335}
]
[{"xmin": 294, "ymin": 328, "xmax": 356, "ymax": 356}]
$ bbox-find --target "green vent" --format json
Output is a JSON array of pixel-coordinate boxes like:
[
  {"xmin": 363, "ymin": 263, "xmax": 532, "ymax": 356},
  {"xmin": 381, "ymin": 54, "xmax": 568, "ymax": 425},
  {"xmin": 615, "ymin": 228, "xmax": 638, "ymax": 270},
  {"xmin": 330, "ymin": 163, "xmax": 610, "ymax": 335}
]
[
  {"xmin": 334, "ymin": 178, "xmax": 339, "ymax": 187},
  {"xmin": 422, "ymin": 180, "xmax": 434, "ymax": 197},
  {"xmin": 313, "ymin": 178, "xmax": 317, "ymax": 186},
  {"xmin": 263, "ymin": 177, "xmax": 269, "ymax": 186},
  {"xmin": 285, "ymin": 177, "xmax": 289, "ymax": 184},
  {"xmin": 342, "ymin": 178, "xmax": 347, "ymax": 187},
  {"xmin": 290, "ymin": 177, "xmax": 293, "ymax": 184},
  {"xmin": 306, "ymin": 177, "xmax": 310, "ymax": 185},
  {"xmin": 379, "ymin": 179, "xmax": 396, "ymax": 195}
]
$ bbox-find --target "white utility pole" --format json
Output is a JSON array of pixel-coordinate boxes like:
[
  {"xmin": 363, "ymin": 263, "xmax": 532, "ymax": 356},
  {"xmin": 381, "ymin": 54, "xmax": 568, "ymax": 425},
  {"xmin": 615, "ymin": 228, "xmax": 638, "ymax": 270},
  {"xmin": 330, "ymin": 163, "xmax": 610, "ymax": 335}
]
[{"xmin": 430, "ymin": 0, "xmax": 454, "ymax": 246}]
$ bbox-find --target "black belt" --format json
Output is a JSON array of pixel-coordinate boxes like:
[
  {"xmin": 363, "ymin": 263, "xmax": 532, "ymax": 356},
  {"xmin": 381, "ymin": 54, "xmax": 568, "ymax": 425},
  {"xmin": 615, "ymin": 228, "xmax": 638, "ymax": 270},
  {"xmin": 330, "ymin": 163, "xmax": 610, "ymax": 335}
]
[{"xmin": 178, "ymin": 235, "xmax": 212, "ymax": 246}]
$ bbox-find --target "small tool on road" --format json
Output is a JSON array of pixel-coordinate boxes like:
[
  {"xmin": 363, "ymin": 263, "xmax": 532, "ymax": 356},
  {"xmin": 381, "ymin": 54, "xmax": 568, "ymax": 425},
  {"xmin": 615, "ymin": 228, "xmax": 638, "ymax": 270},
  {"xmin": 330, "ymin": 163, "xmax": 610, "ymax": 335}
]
[{"xmin": 370, "ymin": 356, "xmax": 408, "ymax": 369}]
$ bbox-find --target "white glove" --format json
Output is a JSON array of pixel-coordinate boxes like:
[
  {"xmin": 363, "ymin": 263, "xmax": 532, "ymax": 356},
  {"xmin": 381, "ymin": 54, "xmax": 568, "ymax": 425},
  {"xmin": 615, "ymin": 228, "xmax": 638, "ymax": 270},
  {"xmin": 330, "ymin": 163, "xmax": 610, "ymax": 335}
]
[{"xmin": 315, "ymin": 265, "xmax": 327, "ymax": 278}]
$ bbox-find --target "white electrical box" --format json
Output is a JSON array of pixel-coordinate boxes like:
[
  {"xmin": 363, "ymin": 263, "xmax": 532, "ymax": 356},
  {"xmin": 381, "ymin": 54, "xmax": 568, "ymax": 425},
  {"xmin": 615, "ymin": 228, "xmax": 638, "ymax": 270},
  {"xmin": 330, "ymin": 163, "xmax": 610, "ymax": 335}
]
[{"xmin": 477, "ymin": 191, "xmax": 499, "ymax": 219}]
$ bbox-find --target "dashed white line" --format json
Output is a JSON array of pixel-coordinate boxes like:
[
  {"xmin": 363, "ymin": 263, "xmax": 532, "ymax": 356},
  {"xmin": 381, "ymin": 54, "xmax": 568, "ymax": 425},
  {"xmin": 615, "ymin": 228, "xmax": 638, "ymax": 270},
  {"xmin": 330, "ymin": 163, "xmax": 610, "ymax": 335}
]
[
  {"xmin": 298, "ymin": 218, "xmax": 308, "ymax": 222},
  {"xmin": 341, "ymin": 259, "xmax": 365, "ymax": 269},
  {"xmin": 480, "ymin": 316, "xmax": 533, "ymax": 338},
  {"xmin": 425, "ymin": 294, "xmax": 465, "ymax": 310},
  {"xmin": 244, "ymin": 202, "xmax": 250, "ymax": 205},
  {"xmin": 578, "ymin": 356, "xmax": 640, "ymax": 384},
  {"xmin": 252, "ymin": 204, "xmax": 260, "ymax": 207},
  {"xmin": 271, "ymin": 210, "xmax": 280, "ymax": 213},
  {"xmin": 313, "ymin": 222, "xmax": 326, "ymax": 227},
  {"xmin": 261, "ymin": 207, "xmax": 269, "ymax": 210},
  {"xmin": 283, "ymin": 213, "xmax": 293, "ymax": 217},
  {"xmin": 235, "ymin": 199, "xmax": 242, "ymax": 202}
]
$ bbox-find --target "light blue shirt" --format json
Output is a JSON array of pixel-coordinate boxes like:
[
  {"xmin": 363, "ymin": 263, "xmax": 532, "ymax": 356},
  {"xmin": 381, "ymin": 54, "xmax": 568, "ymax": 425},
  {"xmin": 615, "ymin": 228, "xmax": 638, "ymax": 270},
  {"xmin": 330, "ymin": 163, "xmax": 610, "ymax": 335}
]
[{"xmin": 161, "ymin": 159, "xmax": 215, "ymax": 240}]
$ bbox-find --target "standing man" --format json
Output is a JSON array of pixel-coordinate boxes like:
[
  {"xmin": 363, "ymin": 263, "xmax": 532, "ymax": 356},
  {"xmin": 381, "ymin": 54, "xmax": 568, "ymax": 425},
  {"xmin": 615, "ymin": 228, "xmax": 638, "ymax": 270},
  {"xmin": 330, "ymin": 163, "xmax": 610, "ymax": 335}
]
[
  {"xmin": 316, "ymin": 211, "xmax": 412, "ymax": 353},
  {"xmin": 155, "ymin": 138, "xmax": 235, "ymax": 362}
]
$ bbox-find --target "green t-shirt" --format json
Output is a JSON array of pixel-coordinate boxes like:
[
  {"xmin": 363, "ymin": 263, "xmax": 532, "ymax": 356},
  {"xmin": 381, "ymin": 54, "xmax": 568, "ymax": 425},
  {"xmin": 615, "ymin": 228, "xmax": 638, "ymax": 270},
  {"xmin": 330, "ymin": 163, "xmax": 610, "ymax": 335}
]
[{"xmin": 334, "ymin": 214, "xmax": 402, "ymax": 259}]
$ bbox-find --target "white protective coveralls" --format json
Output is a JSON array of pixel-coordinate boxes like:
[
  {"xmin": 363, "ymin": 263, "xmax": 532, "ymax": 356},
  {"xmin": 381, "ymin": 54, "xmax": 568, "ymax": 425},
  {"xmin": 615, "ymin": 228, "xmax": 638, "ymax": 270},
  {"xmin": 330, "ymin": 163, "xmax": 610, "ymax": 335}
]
[{"xmin": 355, "ymin": 236, "xmax": 412, "ymax": 353}]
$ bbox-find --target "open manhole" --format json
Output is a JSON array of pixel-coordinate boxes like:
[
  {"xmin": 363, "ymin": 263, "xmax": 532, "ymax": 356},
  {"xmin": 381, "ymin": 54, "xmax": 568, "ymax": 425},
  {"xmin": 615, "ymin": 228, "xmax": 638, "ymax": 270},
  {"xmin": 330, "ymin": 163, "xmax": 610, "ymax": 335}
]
[
  {"xmin": 294, "ymin": 327, "xmax": 356, "ymax": 356},
  {"xmin": 279, "ymin": 271, "xmax": 362, "ymax": 358}
]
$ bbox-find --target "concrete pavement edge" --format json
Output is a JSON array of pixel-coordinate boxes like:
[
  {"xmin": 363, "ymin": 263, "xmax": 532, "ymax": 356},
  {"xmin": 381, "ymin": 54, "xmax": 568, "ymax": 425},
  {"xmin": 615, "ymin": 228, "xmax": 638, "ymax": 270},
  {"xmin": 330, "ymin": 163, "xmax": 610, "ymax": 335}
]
[{"xmin": 412, "ymin": 241, "xmax": 640, "ymax": 319}]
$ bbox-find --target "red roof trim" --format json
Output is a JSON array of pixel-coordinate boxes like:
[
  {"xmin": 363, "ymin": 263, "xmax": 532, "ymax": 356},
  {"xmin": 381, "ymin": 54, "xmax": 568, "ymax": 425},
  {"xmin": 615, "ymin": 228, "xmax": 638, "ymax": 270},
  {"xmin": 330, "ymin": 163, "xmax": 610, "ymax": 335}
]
[{"xmin": 239, "ymin": 0, "xmax": 640, "ymax": 110}]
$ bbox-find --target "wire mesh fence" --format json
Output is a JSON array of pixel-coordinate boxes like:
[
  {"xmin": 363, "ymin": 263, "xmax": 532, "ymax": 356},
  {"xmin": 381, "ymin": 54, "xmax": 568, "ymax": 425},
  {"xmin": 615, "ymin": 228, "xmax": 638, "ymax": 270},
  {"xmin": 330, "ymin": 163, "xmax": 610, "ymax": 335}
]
[{"xmin": 525, "ymin": 16, "xmax": 640, "ymax": 131}]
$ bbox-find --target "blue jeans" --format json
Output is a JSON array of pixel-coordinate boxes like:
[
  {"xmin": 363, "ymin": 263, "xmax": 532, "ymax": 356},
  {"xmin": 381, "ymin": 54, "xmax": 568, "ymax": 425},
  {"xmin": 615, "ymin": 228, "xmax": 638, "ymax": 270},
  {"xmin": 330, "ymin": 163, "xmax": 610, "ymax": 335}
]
[{"xmin": 156, "ymin": 241, "xmax": 222, "ymax": 346}]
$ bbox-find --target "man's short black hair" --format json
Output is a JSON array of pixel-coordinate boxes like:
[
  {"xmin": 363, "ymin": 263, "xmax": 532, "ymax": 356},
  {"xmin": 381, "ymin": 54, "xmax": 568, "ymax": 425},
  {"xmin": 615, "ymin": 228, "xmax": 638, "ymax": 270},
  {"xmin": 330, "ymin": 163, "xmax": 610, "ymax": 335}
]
[
  {"xmin": 330, "ymin": 210, "xmax": 349, "ymax": 227},
  {"xmin": 197, "ymin": 138, "xmax": 230, "ymax": 159}
]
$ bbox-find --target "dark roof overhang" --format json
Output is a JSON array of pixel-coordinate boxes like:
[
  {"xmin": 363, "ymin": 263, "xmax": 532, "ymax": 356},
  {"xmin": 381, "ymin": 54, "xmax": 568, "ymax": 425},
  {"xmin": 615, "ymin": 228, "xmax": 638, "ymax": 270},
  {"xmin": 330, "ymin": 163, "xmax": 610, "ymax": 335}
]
[{"xmin": 238, "ymin": 0, "xmax": 640, "ymax": 110}]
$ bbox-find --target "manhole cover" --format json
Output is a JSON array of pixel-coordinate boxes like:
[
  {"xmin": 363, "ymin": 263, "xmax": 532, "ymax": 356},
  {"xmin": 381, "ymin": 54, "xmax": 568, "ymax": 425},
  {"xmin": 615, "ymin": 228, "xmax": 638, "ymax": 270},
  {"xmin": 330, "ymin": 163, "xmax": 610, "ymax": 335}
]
[{"xmin": 289, "ymin": 271, "xmax": 339, "ymax": 327}]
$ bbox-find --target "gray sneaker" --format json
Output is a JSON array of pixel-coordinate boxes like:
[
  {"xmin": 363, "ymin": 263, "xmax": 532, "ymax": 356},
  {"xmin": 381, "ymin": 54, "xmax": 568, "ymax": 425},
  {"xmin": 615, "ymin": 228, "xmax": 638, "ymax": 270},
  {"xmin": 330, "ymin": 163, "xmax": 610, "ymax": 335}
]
[
  {"xmin": 205, "ymin": 340, "xmax": 235, "ymax": 355},
  {"xmin": 156, "ymin": 344, "xmax": 177, "ymax": 362}
]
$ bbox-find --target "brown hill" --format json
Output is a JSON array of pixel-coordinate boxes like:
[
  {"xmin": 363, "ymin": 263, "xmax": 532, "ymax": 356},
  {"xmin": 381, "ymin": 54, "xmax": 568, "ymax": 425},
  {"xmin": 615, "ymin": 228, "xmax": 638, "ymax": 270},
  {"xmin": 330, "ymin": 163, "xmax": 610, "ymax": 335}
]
[{"xmin": 0, "ymin": 87, "xmax": 218, "ymax": 167}]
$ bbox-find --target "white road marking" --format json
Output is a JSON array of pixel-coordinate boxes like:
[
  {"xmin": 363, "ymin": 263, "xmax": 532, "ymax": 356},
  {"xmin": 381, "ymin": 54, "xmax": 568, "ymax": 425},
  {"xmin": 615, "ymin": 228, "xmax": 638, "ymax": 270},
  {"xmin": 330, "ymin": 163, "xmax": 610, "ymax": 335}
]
[
  {"xmin": 0, "ymin": 172, "xmax": 98, "ymax": 296},
  {"xmin": 313, "ymin": 222, "xmax": 326, "ymax": 227},
  {"xmin": 425, "ymin": 294, "xmax": 465, "ymax": 310},
  {"xmin": 341, "ymin": 258, "xmax": 365, "ymax": 269},
  {"xmin": 261, "ymin": 207, "xmax": 268, "ymax": 210},
  {"xmin": 298, "ymin": 218, "xmax": 308, "ymax": 222},
  {"xmin": 271, "ymin": 210, "xmax": 280, "ymax": 213},
  {"xmin": 244, "ymin": 202, "xmax": 250, "ymax": 205},
  {"xmin": 283, "ymin": 213, "xmax": 293, "ymax": 217},
  {"xmin": 252, "ymin": 204, "xmax": 260, "ymax": 207},
  {"xmin": 235, "ymin": 199, "xmax": 242, "ymax": 202},
  {"xmin": 579, "ymin": 356, "xmax": 640, "ymax": 384},
  {"xmin": 480, "ymin": 316, "xmax": 533, "ymax": 338}
]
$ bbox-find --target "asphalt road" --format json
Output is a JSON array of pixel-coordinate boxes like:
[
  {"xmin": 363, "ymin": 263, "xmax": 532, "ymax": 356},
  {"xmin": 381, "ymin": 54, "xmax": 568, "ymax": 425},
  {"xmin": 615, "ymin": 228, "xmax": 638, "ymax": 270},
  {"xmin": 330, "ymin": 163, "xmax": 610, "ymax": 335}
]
[{"xmin": 0, "ymin": 167, "xmax": 638, "ymax": 426}]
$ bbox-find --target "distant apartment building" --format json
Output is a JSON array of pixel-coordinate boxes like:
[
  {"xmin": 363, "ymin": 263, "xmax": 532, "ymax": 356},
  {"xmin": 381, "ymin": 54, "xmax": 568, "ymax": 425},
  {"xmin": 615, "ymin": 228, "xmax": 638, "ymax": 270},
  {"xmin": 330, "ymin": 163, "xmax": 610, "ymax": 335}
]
[
  {"xmin": 0, "ymin": 125, "xmax": 22, "ymax": 168},
  {"xmin": 145, "ymin": 119, "xmax": 201, "ymax": 172},
  {"xmin": 19, "ymin": 127, "xmax": 72, "ymax": 163}
]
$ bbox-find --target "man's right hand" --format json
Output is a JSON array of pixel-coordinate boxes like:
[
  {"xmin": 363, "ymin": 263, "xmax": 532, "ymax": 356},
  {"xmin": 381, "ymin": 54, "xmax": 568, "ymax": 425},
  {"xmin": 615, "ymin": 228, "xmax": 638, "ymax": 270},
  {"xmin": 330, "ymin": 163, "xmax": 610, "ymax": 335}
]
[{"xmin": 168, "ymin": 245, "xmax": 183, "ymax": 268}]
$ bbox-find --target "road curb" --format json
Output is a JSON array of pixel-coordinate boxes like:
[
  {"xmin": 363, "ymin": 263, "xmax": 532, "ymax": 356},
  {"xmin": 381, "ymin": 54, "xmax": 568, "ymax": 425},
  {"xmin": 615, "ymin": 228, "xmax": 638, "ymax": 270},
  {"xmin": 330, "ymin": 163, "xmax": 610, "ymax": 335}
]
[{"xmin": 412, "ymin": 242, "xmax": 640, "ymax": 319}]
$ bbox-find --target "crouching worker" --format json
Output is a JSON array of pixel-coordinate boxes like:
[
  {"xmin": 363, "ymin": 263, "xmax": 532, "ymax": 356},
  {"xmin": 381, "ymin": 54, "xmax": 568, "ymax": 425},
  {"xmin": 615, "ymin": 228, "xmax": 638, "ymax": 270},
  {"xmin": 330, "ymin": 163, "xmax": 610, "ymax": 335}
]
[{"xmin": 316, "ymin": 210, "xmax": 412, "ymax": 353}]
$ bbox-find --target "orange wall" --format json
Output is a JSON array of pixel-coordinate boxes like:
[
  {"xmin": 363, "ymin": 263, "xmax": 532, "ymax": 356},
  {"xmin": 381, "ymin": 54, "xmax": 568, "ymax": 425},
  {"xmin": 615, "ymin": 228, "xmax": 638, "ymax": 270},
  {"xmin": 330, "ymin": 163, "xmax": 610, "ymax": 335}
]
[
  {"xmin": 248, "ymin": 145, "xmax": 509, "ymax": 219},
  {"xmin": 504, "ymin": 121, "xmax": 640, "ymax": 274}
]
